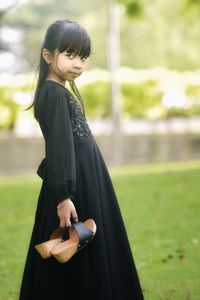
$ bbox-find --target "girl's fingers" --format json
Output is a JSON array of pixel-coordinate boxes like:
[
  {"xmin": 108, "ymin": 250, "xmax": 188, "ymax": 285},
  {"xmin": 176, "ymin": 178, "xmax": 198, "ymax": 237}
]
[
  {"xmin": 65, "ymin": 214, "xmax": 71, "ymax": 227},
  {"xmin": 57, "ymin": 202, "xmax": 78, "ymax": 227},
  {"xmin": 72, "ymin": 209, "xmax": 78, "ymax": 223},
  {"xmin": 60, "ymin": 219, "xmax": 65, "ymax": 229},
  {"xmin": 65, "ymin": 220, "xmax": 71, "ymax": 227}
]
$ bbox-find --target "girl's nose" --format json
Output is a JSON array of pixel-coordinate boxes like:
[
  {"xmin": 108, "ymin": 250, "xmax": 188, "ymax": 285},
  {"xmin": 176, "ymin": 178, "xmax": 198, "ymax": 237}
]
[{"xmin": 73, "ymin": 57, "xmax": 84, "ymax": 69}]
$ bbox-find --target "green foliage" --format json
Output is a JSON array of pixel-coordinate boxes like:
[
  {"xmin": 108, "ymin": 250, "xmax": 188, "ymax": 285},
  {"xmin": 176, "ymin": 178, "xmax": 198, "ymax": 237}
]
[
  {"xmin": 80, "ymin": 73, "xmax": 200, "ymax": 119},
  {"xmin": 1, "ymin": 69, "xmax": 200, "ymax": 130},
  {"xmin": 80, "ymin": 80, "xmax": 110, "ymax": 117},
  {"xmin": 119, "ymin": 0, "xmax": 200, "ymax": 70},
  {"xmin": 0, "ymin": 75, "xmax": 33, "ymax": 130},
  {"xmin": 121, "ymin": 80, "xmax": 163, "ymax": 118},
  {"xmin": 117, "ymin": 0, "xmax": 143, "ymax": 17},
  {"xmin": 185, "ymin": 0, "xmax": 200, "ymax": 9},
  {"xmin": 185, "ymin": 84, "xmax": 200, "ymax": 116},
  {"xmin": 2, "ymin": 0, "xmax": 200, "ymax": 71},
  {"xmin": 0, "ymin": 86, "xmax": 19, "ymax": 129},
  {"xmin": 80, "ymin": 79, "xmax": 164, "ymax": 119},
  {"xmin": 2, "ymin": 0, "xmax": 108, "ymax": 70}
]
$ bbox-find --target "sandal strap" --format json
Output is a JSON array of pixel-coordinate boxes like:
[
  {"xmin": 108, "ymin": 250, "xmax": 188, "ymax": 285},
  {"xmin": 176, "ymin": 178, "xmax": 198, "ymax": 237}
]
[
  {"xmin": 61, "ymin": 226, "xmax": 70, "ymax": 241},
  {"xmin": 73, "ymin": 222, "xmax": 94, "ymax": 249}
]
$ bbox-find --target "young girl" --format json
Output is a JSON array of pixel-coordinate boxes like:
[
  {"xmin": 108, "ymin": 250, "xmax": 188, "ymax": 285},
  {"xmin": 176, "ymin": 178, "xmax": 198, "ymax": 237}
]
[{"xmin": 19, "ymin": 19, "xmax": 144, "ymax": 300}]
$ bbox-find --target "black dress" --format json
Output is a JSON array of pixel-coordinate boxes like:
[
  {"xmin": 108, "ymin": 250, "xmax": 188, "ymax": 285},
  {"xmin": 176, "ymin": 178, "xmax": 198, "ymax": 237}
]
[{"xmin": 19, "ymin": 80, "xmax": 144, "ymax": 300}]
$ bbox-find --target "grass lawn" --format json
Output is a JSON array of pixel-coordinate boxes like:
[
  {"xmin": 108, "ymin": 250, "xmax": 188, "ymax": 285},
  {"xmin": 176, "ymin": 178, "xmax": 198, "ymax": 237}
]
[{"xmin": 0, "ymin": 160, "xmax": 200, "ymax": 300}]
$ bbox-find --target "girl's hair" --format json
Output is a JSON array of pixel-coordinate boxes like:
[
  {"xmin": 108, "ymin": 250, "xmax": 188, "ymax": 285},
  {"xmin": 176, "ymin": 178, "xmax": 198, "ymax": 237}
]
[{"xmin": 25, "ymin": 19, "xmax": 91, "ymax": 119}]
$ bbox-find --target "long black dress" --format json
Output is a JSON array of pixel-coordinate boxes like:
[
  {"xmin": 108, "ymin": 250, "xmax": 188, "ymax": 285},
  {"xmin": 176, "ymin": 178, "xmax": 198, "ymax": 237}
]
[{"xmin": 19, "ymin": 80, "xmax": 144, "ymax": 300}]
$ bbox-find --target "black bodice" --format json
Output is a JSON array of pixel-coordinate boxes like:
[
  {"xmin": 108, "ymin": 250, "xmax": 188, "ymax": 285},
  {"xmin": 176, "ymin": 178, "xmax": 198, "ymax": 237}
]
[{"xmin": 65, "ymin": 89, "xmax": 93, "ymax": 141}]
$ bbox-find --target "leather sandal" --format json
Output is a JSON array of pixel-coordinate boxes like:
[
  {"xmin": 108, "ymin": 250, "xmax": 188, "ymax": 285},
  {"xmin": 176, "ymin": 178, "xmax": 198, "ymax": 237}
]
[
  {"xmin": 35, "ymin": 227, "xmax": 64, "ymax": 259},
  {"xmin": 51, "ymin": 219, "xmax": 97, "ymax": 263}
]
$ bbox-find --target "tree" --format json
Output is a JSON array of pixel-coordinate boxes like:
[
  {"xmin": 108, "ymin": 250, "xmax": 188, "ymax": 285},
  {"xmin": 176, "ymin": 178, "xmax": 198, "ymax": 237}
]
[
  {"xmin": 2, "ymin": 0, "xmax": 107, "ymax": 71},
  {"xmin": 117, "ymin": 0, "xmax": 143, "ymax": 17},
  {"xmin": 2, "ymin": 0, "xmax": 200, "ymax": 71},
  {"xmin": 0, "ymin": 1, "xmax": 18, "ymax": 50}
]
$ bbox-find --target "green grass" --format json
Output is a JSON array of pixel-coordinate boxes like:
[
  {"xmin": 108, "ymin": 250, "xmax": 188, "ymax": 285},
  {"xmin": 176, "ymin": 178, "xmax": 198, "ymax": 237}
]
[{"xmin": 0, "ymin": 160, "xmax": 200, "ymax": 300}]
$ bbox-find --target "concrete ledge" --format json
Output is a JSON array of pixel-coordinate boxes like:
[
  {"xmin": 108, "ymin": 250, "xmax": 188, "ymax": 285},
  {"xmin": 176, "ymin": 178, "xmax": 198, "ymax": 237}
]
[{"xmin": 1, "ymin": 134, "xmax": 200, "ymax": 175}]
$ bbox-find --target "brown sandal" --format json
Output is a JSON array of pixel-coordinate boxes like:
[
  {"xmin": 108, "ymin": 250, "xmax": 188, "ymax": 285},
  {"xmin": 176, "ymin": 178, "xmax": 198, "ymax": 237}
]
[
  {"xmin": 51, "ymin": 219, "xmax": 97, "ymax": 263},
  {"xmin": 35, "ymin": 227, "xmax": 64, "ymax": 259}
]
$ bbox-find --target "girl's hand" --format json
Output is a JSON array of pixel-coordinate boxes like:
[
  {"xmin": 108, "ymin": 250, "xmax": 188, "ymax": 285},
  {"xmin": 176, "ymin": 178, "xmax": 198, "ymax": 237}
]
[{"xmin": 57, "ymin": 198, "xmax": 78, "ymax": 228}]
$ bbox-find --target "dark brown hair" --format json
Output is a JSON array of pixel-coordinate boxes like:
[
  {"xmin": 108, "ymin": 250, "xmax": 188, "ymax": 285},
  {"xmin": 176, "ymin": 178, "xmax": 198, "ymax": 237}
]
[{"xmin": 25, "ymin": 19, "xmax": 91, "ymax": 119}]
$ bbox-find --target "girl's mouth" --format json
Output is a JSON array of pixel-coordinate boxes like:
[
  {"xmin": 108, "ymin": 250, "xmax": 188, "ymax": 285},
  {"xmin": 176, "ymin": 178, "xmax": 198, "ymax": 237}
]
[{"xmin": 68, "ymin": 72, "xmax": 80, "ymax": 77}]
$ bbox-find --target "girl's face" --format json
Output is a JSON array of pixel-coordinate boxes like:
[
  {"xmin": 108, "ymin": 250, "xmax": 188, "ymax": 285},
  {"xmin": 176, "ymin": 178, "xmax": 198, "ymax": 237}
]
[{"xmin": 43, "ymin": 49, "xmax": 88, "ymax": 85}]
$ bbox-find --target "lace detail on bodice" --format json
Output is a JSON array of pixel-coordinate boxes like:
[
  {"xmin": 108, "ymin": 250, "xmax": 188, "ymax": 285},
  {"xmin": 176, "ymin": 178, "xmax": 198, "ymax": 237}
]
[{"xmin": 66, "ymin": 92, "xmax": 93, "ymax": 141}]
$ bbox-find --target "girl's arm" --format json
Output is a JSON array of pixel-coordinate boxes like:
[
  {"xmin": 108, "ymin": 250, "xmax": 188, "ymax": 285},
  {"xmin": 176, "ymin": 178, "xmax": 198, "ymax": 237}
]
[{"xmin": 39, "ymin": 83, "xmax": 78, "ymax": 226}]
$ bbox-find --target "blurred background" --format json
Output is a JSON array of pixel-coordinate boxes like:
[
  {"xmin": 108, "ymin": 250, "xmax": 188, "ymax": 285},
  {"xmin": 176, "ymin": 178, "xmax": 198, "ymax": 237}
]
[
  {"xmin": 1, "ymin": 0, "xmax": 200, "ymax": 174},
  {"xmin": 0, "ymin": 1, "xmax": 200, "ymax": 300}
]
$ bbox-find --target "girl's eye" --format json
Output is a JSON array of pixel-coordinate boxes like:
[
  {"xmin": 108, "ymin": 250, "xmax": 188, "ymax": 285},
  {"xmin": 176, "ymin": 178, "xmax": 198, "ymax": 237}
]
[
  {"xmin": 65, "ymin": 53, "xmax": 88, "ymax": 61},
  {"xmin": 66, "ymin": 53, "xmax": 75, "ymax": 59},
  {"xmin": 81, "ymin": 56, "xmax": 88, "ymax": 62}
]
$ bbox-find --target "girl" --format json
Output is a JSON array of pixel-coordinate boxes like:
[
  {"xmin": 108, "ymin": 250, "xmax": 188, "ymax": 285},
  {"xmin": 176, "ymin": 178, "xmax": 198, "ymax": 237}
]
[{"xmin": 19, "ymin": 19, "xmax": 144, "ymax": 300}]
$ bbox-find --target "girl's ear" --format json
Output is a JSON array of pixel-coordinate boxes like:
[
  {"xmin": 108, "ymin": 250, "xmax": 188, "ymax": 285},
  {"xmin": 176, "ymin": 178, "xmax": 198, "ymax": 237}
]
[{"xmin": 42, "ymin": 48, "xmax": 53, "ymax": 64}]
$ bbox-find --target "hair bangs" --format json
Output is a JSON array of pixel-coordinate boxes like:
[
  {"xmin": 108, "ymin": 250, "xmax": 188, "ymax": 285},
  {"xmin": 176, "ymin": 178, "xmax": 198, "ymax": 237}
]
[{"xmin": 58, "ymin": 23, "xmax": 91, "ymax": 58}]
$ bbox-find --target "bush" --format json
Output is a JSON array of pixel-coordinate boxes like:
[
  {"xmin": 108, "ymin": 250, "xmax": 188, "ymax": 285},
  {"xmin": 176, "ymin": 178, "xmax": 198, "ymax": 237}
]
[
  {"xmin": 80, "ymin": 78, "xmax": 164, "ymax": 119},
  {"xmin": 1, "ymin": 69, "xmax": 200, "ymax": 131},
  {"xmin": 185, "ymin": 84, "xmax": 200, "ymax": 116},
  {"xmin": 121, "ymin": 79, "xmax": 163, "ymax": 118},
  {"xmin": 0, "ymin": 86, "xmax": 19, "ymax": 130},
  {"xmin": 80, "ymin": 80, "xmax": 110, "ymax": 117}
]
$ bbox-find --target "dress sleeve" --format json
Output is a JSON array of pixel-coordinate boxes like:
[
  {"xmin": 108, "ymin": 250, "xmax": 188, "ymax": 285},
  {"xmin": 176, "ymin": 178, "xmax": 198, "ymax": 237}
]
[{"xmin": 39, "ymin": 84, "xmax": 76, "ymax": 204}]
